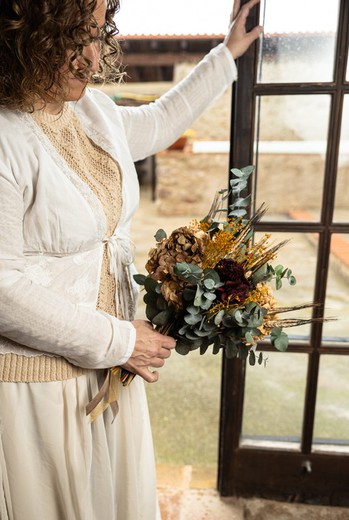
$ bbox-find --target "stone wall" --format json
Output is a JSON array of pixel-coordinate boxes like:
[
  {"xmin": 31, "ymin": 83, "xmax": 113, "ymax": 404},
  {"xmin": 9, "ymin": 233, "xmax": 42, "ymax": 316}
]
[{"xmin": 99, "ymin": 62, "xmax": 349, "ymax": 218}]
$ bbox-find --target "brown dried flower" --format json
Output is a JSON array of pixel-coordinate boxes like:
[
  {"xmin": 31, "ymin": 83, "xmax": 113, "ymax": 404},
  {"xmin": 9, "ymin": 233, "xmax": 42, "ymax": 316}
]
[{"xmin": 145, "ymin": 225, "xmax": 209, "ymax": 309}]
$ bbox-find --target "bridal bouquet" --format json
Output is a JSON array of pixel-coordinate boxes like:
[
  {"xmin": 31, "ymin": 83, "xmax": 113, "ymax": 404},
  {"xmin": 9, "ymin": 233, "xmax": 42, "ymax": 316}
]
[{"xmin": 134, "ymin": 166, "xmax": 317, "ymax": 366}]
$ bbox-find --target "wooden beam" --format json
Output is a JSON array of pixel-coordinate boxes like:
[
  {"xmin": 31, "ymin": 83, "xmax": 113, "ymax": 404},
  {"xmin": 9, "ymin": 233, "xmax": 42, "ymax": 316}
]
[{"xmin": 121, "ymin": 52, "xmax": 205, "ymax": 66}]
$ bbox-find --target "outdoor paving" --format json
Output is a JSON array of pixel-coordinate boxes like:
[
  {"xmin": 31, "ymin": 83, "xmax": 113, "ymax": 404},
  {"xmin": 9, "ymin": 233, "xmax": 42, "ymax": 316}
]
[{"xmin": 156, "ymin": 464, "xmax": 349, "ymax": 519}]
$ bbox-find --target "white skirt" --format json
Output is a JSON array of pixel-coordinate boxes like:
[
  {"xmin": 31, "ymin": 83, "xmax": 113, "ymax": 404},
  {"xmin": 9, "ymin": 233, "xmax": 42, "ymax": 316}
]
[{"xmin": 0, "ymin": 372, "xmax": 160, "ymax": 520}]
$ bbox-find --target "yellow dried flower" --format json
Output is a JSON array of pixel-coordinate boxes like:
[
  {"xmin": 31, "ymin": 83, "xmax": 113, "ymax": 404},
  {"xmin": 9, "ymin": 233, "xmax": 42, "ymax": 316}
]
[{"xmin": 201, "ymin": 220, "xmax": 245, "ymax": 270}]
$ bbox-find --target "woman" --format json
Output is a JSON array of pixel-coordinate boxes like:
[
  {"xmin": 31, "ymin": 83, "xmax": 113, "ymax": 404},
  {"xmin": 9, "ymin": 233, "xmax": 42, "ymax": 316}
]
[{"xmin": 0, "ymin": 0, "xmax": 262, "ymax": 518}]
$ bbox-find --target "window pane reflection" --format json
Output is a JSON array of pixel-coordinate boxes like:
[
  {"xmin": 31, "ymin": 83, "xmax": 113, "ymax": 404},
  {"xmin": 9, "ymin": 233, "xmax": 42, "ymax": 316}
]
[
  {"xmin": 242, "ymin": 352, "xmax": 307, "ymax": 447},
  {"xmin": 258, "ymin": 0, "xmax": 339, "ymax": 83},
  {"xmin": 313, "ymin": 356, "xmax": 349, "ymax": 453},
  {"xmin": 323, "ymin": 234, "xmax": 349, "ymax": 343},
  {"xmin": 334, "ymin": 96, "xmax": 349, "ymax": 223},
  {"xmin": 254, "ymin": 95, "xmax": 330, "ymax": 221}
]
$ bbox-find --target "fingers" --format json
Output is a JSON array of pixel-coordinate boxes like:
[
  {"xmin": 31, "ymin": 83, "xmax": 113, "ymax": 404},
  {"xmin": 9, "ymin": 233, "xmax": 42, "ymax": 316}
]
[
  {"xmin": 138, "ymin": 367, "xmax": 159, "ymax": 384},
  {"xmin": 160, "ymin": 334, "xmax": 177, "ymax": 350},
  {"xmin": 225, "ymin": 0, "xmax": 262, "ymax": 59},
  {"xmin": 233, "ymin": 0, "xmax": 260, "ymax": 25},
  {"xmin": 231, "ymin": 0, "xmax": 241, "ymax": 22},
  {"xmin": 126, "ymin": 320, "xmax": 177, "ymax": 383},
  {"xmin": 246, "ymin": 24, "xmax": 264, "ymax": 45}
]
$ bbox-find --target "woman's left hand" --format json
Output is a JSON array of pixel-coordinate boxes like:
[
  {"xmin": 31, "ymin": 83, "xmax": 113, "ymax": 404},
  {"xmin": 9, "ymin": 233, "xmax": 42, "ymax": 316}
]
[{"xmin": 224, "ymin": 0, "xmax": 263, "ymax": 60}]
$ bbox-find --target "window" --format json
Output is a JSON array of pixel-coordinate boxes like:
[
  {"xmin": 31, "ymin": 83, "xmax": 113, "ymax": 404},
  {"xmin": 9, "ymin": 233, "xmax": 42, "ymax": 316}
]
[{"xmin": 218, "ymin": 0, "xmax": 349, "ymax": 505}]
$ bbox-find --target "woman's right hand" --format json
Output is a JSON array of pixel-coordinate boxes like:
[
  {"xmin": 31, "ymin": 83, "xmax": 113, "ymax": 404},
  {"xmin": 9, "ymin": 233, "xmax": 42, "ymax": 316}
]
[
  {"xmin": 121, "ymin": 320, "xmax": 176, "ymax": 383},
  {"xmin": 224, "ymin": 0, "xmax": 263, "ymax": 60}
]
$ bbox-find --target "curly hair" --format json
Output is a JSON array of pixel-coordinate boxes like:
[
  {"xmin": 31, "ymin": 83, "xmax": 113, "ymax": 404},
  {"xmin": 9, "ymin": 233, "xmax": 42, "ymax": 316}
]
[{"xmin": 0, "ymin": 0, "xmax": 122, "ymax": 111}]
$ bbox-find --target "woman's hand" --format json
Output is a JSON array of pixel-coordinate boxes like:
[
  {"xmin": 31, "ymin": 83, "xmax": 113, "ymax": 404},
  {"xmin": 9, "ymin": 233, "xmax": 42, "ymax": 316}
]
[
  {"xmin": 224, "ymin": 0, "xmax": 263, "ymax": 60},
  {"xmin": 121, "ymin": 320, "xmax": 176, "ymax": 383}
]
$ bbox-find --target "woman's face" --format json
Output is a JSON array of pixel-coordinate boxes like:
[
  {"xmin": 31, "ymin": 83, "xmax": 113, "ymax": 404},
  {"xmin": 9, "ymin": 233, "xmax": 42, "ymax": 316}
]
[{"xmin": 45, "ymin": 0, "xmax": 107, "ymax": 112}]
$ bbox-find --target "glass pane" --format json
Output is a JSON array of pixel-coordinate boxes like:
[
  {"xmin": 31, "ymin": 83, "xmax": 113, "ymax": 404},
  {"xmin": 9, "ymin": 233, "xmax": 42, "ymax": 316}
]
[
  {"xmin": 242, "ymin": 352, "xmax": 307, "ymax": 448},
  {"xmin": 334, "ymin": 95, "xmax": 349, "ymax": 222},
  {"xmin": 313, "ymin": 356, "xmax": 349, "ymax": 453},
  {"xmin": 322, "ymin": 234, "xmax": 349, "ymax": 343},
  {"xmin": 130, "ymin": 72, "xmax": 232, "ymax": 467},
  {"xmin": 255, "ymin": 232, "xmax": 317, "ymax": 340},
  {"xmin": 254, "ymin": 95, "xmax": 330, "ymax": 222},
  {"xmin": 133, "ymin": 208, "xmax": 222, "ymax": 467},
  {"xmin": 146, "ymin": 351, "xmax": 221, "ymax": 466},
  {"xmin": 258, "ymin": 0, "xmax": 339, "ymax": 83}
]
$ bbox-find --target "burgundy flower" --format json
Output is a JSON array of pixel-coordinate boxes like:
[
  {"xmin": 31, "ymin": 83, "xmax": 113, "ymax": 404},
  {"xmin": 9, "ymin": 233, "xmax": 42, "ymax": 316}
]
[{"xmin": 215, "ymin": 259, "xmax": 250, "ymax": 304}]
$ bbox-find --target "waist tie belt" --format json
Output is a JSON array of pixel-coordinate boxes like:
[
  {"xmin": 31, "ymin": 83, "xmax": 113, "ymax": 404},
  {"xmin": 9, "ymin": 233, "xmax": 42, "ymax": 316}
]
[{"xmin": 86, "ymin": 234, "xmax": 137, "ymax": 422}]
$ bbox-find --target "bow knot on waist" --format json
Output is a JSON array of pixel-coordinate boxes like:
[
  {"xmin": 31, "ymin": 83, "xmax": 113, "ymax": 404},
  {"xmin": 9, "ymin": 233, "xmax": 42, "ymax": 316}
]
[{"xmin": 102, "ymin": 235, "xmax": 136, "ymax": 320}]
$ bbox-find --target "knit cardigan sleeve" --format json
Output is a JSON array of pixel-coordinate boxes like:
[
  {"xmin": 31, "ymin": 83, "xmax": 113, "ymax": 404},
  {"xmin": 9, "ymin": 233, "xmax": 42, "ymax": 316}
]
[
  {"xmin": 119, "ymin": 43, "xmax": 237, "ymax": 162},
  {"xmin": 0, "ymin": 163, "xmax": 135, "ymax": 369}
]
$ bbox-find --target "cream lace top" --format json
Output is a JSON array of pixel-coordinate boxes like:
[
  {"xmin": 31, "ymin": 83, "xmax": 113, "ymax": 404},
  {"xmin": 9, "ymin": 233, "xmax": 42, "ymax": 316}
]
[{"xmin": 0, "ymin": 105, "xmax": 123, "ymax": 382}]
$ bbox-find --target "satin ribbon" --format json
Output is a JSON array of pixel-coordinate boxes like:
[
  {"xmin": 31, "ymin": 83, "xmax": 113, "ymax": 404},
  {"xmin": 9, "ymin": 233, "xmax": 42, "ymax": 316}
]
[
  {"xmin": 86, "ymin": 368, "xmax": 120, "ymax": 422},
  {"xmin": 86, "ymin": 235, "xmax": 136, "ymax": 422},
  {"xmin": 104, "ymin": 234, "xmax": 136, "ymax": 321}
]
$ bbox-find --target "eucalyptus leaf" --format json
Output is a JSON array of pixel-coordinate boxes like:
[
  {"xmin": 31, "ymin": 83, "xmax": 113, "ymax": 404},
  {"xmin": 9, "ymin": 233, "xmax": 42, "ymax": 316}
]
[
  {"xmin": 183, "ymin": 287, "xmax": 196, "ymax": 301},
  {"xmin": 245, "ymin": 331, "xmax": 255, "ymax": 345},
  {"xmin": 270, "ymin": 327, "xmax": 289, "ymax": 352},
  {"xmin": 231, "ymin": 179, "xmax": 247, "ymax": 191},
  {"xmin": 175, "ymin": 341, "xmax": 191, "ymax": 355},
  {"xmin": 194, "ymin": 284, "xmax": 205, "ymax": 306},
  {"xmin": 230, "ymin": 168, "xmax": 244, "ymax": 178},
  {"xmin": 288, "ymin": 275, "xmax": 297, "ymax": 285},
  {"xmin": 214, "ymin": 310, "xmax": 224, "ymax": 325},
  {"xmin": 201, "ymin": 298, "xmax": 214, "ymax": 311},
  {"xmin": 154, "ymin": 229, "xmax": 167, "ymax": 241},
  {"xmin": 274, "ymin": 265, "xmax": 284, "ymax": 276},
  {"xmin": 193, "ymin": 328, "xmax": 212, "ymax": 337},
  {"xmin": 226, "ymin": 340, "xmax": 239, "ymax": 359},
  {"xmin": 241, "ymin": 165, "xmax": 255, "ymax": 175},
  {"xmin": 276, "ymin": 278, "xmax": 282, "ymax": 290},
  {"xmin": 143, "ymin": 292, "xmax": 157, "ymax": 305},
  {"xmin": 249, "ymin": 350, "xmax": 256, "ymax": 366},
  {"xmin": 184, "ymin": 313, "xmax": 202, "ymax": 326},
  {"xmin": 144, "ymin": 276, "xmax": 158, "ymax": 292},
  {"xmin": 273, "ymin": 333, "xmax": 289, "ymax": 352},
  {"xmin": 212, "ymin": 342, "xmax": 221, "ymax": 355},
  {"xmin": 174, "ymin": 262, "xmax": 203, "ymax": 284},
  {"xmin": 203, "ymin": 321, "xmax": 217, "ymax": 332},
  {"xmin": 203, "ymin": 278, "xmax": 215, "ymax": 290},
  {"xmin": 187, "ymin": 305, "xmax": 201, "ymax": 315},
  {"xmin": 233, "ymin": 195, "xmax": 251, "ymax": 207},
  {"xmin": 252, "ymin": 265, "xmax": 268, "ymax": 284},
  {"xmin": 152, "ymin": 310, "xmax": 172, "ymax": 327},
  {"xmin": 200, "ymin": 343, "xmax": 210, "ymax": 355},
  {"xmin": 146, "ymin": 305, "xmax": 159, "ymax": 322},
  {"xmin": 133, "ymin": 274, "xmax": 147, "ymax": 286},
  {"xmin": 229, "ymin": 209, "xmax": 247, "ymax": 218},
  {"xmin": 238, "ymin": 344, "xmax": 249, "ymax": 361},
  {"xmin": 178, "ymin": 324, "xmax": 189, "ymax": 335},
  {"xmin": 203, "ymin": 269, "xmax": 221, "ymax": 285},
  {"xmin": 185, "ymin": 330, "xmax": 201, "ymax": 341},
  {"xmin": 156, "ymin": 294, "xmax": 168, "ymax": 311},
  {"xmin": 204, "ymin": 292, "xmax": 217, "ymax": 301}
]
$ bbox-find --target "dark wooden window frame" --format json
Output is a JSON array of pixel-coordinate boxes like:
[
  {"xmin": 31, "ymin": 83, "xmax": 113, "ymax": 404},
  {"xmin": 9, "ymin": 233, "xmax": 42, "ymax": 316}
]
[{"xmin": 218, "ymin": 0, "xmax": 349, "ymax": 506}]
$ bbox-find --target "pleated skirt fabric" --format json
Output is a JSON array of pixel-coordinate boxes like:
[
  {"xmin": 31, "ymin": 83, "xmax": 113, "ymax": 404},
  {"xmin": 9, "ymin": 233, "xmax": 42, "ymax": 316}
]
[{"xmin": 0, "ymin": 372, "xmax": 160, "ymax": 520}]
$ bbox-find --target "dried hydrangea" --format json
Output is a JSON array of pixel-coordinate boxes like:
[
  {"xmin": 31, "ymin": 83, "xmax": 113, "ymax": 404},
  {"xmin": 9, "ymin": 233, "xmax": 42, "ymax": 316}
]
[{"xmin": 145, "ymin": 225, "xmax": 209, "ymax": 308}]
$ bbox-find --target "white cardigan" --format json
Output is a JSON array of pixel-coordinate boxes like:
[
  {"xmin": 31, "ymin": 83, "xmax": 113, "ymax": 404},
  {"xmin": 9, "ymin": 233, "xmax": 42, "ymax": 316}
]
[{"xmin": 0, "ymin": 44, "xmax": 237, "ymax": 370}]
